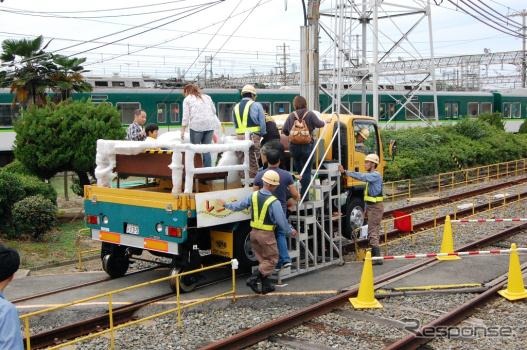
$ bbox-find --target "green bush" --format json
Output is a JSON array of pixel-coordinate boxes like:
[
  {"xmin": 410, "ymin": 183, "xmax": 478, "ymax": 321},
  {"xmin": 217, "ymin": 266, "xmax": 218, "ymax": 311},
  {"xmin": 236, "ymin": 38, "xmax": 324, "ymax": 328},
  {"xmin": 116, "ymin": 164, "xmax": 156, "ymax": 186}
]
[
  {"xmin": 12, "ymin": 195, "xmax": 57, "ymax": 239},
  {"xmin": 519, "ymin": 120, "xmax": 527, "ymax": 134},
  {"xmin": 0, "ymin": 172, "xmax": 26, "ymax": 236},
  {"xmin": 1, "ymin": 159, "xmax": 35, "ymax": 176},
  {"xmin": 477, "ymin": 112, "xmax": 505, "ymax": 131},
  {"xmin": 18, "ymin": 174, "xmax": 57, "ymax": 204},
  {"xmin": 382, "ymin": 122, "xmax": 527, "ymax": 181}
]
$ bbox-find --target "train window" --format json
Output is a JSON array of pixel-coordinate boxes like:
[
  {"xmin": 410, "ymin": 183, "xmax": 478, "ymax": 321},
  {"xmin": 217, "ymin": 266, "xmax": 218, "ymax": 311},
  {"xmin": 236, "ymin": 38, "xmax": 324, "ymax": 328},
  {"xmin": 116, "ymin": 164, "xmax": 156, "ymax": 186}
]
[
  {"xmin": 170, "ymin": 103, "xmax": 180, "ymax": 122},
  {"xmin": 0, "ymin": 104, "xmax": 20, "ymax": 127},
  {"xmin": 112, "ymin": 81, "xmax": 125, "ymax": 87},
  {"xmin": 157, "ymin": 103, "xmax": 167, "ymax": 123},
  {"xmin": 503, "ymin": 102, "xmax": 521, "ymax": 118},
  {"xmin": 217, "ymin": 102, "xmax": 235, "ymax": 122},
  {"xmin": 260, "ymin": 102, "xmax": 271, "ymax": 115},
  {"xmin": 379, "ymin": 103, "xmax": 386, "ymax": 120},
  {"xmin": 444, "ymin": 102, "xmax": 459, "ymax": 119},
  {"xmin": 481, "ymin": 102, "xmax": 492, "ymax": 114},
  {"xmin": 340, "ymin": 102, "xmax": 351, "ymax": 114},
  {"xmin": 352, "ymin": 102, "xmax": 369, "ymax": 115},
  {"xmin": 94, "ymin": 81, "xmax": 108, "ymax": 87},
  {"xmin": 467, "ymin": 102, "xmax": 479, "ymax": 116},
  {"xmin": 273, "ymin": 102, "xmax": 290, "ymax": 114},
  {"xmin": 132, "ymin": 81, "xmax": 140, "ymax": 88},
  {"xmin": 91, "ymin": 94, "xmax": 108, "ymax": 102},
  {"xmin": 387, "ymin": 103, "xmax": 396, "ymax": 117},
  {"xmin": 404, "ymin": 102, "xmax": 420, "ymax": 120},
  {"xmin": 422, "ymin": 102, "xmax": 435, "ymax": 119},
  {"xmin": 116, "ymin": 102, "xmax": 141, "ymax": 124}
]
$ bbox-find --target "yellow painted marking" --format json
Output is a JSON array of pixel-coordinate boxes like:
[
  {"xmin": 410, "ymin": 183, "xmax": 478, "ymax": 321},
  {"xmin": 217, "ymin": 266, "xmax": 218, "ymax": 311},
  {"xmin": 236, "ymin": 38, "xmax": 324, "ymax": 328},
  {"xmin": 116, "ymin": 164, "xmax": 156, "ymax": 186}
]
[
  {"xmin": 99, "ymin": 231, "xmax": 121, "ymax": 244},
  {"xmin": 391, "ymin": 283, "xmax": 481, "ymax": 291},
  {"xmin": 144, "ymin": 238, "xmax": 168, "ymax": 252}
]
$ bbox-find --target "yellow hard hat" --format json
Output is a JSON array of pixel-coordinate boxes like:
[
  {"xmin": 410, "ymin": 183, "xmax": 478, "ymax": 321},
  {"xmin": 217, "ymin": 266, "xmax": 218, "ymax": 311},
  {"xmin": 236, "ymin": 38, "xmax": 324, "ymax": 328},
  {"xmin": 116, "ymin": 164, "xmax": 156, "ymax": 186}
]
[
  {"xmin": 365, "ymin": 153, "xmax": 379, "ymax": 164},
  {"xmin": 358, "ymin": 128, "xmax": 370, "ymax": 140},
  {"xmin": 262, "ymin": 170, "xmax": 280, "ymax": 186},
  {"xmin": 241, "ymin": 84, "xmax": 257, "ymax": 96}
]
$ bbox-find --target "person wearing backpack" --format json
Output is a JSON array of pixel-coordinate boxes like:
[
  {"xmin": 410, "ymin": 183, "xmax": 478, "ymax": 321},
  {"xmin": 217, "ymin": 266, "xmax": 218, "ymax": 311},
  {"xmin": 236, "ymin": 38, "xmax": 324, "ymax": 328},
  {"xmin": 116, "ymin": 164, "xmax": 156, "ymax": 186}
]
[{"xmin": 282, "ymin": 95, "xmax": 325, "ymax": 198}]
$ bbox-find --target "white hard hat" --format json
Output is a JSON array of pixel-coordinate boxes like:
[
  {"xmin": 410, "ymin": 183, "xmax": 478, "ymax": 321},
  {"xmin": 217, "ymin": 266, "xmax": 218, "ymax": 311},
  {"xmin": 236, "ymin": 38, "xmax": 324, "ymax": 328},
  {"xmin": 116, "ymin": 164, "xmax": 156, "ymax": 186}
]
[
  {"xmin": 365, "ymin": 153, "xmax": 380, "ymax": 164},
  {"xmin": 358, "ymin": 128, "xmax": 370, "ymax": 140},
  {"xmin": 241, "ymin": 84, "xmax": 257, "ymax": 96},
  {"xmin": 262, "ymin": 170, "xmax": 280, "ymax": 186}
]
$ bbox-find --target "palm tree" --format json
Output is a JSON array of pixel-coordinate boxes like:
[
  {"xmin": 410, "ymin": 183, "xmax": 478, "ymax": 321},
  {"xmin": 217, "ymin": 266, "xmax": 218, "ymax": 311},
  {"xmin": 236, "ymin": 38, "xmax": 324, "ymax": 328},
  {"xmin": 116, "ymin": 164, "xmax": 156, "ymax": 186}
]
[
  {"xmin": 0, "ymin": 35, "xmax": 53, "ymax": 106},
  {"xmin": 50, "ymin": 54, "xmax": 92, "ymax": 101}
]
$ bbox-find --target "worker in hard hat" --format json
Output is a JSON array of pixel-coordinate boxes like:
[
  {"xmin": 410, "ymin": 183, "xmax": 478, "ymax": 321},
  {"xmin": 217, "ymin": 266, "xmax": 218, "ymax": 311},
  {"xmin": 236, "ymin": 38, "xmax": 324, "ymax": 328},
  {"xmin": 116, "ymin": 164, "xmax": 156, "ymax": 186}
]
[
  {"xmin": 355, "ymin": 128, "xmax": 370, "ymax": 154},
  {"xmin": 217, "ymin": 170, "xmax": 297, "ymax": 294},
  {"xmin": 233, "ymin": 84, "xmax": 267, "ymax": 179},
  {"xmin": 338, "ymin": 153, "xmax": 384, "ymax": 265}
]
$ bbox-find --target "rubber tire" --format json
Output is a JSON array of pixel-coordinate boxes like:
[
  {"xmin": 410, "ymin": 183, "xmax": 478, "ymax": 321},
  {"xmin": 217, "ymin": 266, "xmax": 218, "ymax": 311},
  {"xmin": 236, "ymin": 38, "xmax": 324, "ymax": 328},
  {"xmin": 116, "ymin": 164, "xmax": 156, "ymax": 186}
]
[
  {"xmin": 168, "ymin": 267, "xmax": 198, "ymax": 293},
  {"xmin": 102, "ymin": 253, "xmax": 129, "ymax": 278},
  {"xmin": 343, "ymin": 196, "xmax": 365, "ymax": 239},
  {"xmin": 233, "ymin": 221, "xmax": 257, "ymax": 270}
]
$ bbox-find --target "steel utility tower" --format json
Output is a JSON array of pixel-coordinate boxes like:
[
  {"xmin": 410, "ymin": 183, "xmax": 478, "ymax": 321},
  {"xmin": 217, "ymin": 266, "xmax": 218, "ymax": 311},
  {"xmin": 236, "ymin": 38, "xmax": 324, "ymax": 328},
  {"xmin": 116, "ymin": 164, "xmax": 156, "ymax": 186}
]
[
  {"xmin": 316, "ymin": 0, "xmax": 438, "ymax": 125},
  {"xmin": 510, "ymin": 9, "xmax": 527, "ymax": 88}
]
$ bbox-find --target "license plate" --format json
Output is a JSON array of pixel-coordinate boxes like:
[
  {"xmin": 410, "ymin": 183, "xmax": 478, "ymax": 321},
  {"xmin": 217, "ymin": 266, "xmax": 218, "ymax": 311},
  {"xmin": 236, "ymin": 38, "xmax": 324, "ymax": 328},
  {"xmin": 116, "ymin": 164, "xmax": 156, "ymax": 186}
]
[{"xmin": 125, "ymin": 223, "xmax": 140, "ymax": 235}]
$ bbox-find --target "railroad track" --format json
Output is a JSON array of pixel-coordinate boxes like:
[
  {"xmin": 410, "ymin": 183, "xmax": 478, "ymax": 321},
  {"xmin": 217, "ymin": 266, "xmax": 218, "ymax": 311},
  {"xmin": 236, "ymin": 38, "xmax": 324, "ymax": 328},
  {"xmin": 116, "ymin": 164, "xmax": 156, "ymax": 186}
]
[
  {"xmin": 12, "ymin": 264, "xmax": 161, "ymax": 305},
  {"xmin": 25, "ymin": 273, "xmax": 242, "ymax": 349},
  {"xmin": 200, "ymin": 222, "xmax": 527, "ymax": 349}
]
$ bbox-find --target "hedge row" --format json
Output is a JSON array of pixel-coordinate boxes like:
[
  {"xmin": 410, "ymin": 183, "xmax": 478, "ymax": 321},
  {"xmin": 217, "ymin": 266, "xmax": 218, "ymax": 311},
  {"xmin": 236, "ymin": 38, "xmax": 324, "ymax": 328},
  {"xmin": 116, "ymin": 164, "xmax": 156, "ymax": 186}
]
[
  {"xmin": 382, "ymin": 118, "xmax": 527, "ymax": 181},
  {"xmin": 0, "ymin": 169, "xmax": 57, "ymax": 239}
]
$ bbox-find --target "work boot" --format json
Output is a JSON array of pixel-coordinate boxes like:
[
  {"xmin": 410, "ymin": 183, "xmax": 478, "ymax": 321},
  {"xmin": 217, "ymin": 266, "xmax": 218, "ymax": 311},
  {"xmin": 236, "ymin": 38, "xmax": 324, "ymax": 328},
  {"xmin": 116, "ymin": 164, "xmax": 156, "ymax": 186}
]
[
  {"xmin": 246, "ymin": 271, "xmax": 262, "ymax": 294},
  {"xmin": 371, "ymin": 246, "xmax": 384, "ymax": 265},
  {"xmin": 260, "ymin": 274, "xmax": 275, "ymax": 294}
]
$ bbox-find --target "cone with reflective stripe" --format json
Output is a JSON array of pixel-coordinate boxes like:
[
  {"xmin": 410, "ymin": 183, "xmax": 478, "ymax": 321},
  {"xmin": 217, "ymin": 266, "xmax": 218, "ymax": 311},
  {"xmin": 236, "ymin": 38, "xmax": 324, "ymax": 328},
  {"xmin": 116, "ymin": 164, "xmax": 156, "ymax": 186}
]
[
  {"xmin": 349, "ymin": 251, "xmax": 382, "ymax": 309},
  {"xmin": 437, "ymin": 215, "xmax": 460, "ymax": 261},
  {"xmin": 498, "ymin": 243, "xmax": 527, "ymax": 301}
]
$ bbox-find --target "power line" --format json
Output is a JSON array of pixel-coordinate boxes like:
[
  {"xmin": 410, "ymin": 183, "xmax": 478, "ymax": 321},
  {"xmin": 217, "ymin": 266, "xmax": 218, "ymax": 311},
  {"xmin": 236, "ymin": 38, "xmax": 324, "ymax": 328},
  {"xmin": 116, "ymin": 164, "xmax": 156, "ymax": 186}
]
[
  {"xmin": 0, "ymin": 3, "xmax": 211, "ymax": 19},
  {"xmin": 65, "ymin": 2, "xmax": 223, "ymax": 58},
  {"xmin": 0, "ymin": 1, "xmax": 190, "ymax": 14}
]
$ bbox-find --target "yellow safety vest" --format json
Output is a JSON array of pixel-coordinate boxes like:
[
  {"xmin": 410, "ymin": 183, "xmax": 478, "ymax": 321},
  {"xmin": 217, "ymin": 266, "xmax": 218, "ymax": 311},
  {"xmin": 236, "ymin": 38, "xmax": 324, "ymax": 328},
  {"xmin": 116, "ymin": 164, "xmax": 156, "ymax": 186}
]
[
  {"xmin": 250, "ymin": 191, "xmax": 277, "ymax": 231},
  {"xmin": 234, "ymin": 100, "xmax": 261, "ymax": 134},
  {"xmin": 364, "ymin": 182, "xmax": 384, "ymax": 203}
]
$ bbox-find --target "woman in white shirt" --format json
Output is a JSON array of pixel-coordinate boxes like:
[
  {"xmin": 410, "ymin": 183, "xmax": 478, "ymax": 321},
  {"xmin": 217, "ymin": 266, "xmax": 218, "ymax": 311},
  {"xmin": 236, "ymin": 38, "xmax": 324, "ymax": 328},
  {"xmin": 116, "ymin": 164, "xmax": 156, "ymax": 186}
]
[{"xmin": 181, "ymin": 84, "xmax": 220, "ymax": 167}]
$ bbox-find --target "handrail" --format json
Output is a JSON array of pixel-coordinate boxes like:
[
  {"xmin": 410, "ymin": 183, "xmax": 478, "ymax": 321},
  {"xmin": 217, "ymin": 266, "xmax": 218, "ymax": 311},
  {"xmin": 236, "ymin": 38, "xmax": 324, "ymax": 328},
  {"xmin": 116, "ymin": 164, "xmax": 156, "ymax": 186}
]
[{"xmin": 20, "ymin": 259, "xmax": 238, "ymax": 350}]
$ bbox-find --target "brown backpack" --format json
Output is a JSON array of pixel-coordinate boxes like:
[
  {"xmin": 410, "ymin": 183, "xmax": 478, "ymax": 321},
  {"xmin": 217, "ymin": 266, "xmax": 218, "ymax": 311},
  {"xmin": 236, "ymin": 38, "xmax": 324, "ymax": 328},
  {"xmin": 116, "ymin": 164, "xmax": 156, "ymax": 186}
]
[{"xmin": 289, "ymin": 111, "xmax": 312, "ymax": 144}]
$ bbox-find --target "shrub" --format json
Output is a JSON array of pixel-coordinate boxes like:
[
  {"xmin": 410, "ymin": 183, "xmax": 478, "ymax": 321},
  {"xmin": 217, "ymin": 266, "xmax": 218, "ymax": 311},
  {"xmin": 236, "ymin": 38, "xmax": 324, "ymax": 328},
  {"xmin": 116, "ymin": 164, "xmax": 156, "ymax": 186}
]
[
  {"xmin": 12, "ymin": 195, "xmax": 57, "ymax": 239},
  {"xmin": 478, "ymin": 112, "xmax": 505, "ymax": 131},
  {"xmin": 18, "ymin": 174, "xmax": 57, "ymax": 204},
  {"xmin": 0, "ymin": 172, "xmax": 26, "ymax": 235},
  {"xmin": 1, "ymin": 159, "xmax": 35, "ymax": 176},
  {"xmin": 519, "ymin": 120, "xmax": 527, "ymax": 134}
]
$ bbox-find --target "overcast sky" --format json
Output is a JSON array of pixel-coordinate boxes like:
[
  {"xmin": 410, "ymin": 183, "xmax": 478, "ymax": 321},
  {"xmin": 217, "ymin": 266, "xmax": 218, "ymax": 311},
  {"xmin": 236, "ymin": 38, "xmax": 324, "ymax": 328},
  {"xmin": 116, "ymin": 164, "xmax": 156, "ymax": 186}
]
[{"xmin": 0, "ymin": 0, "xmax": 525, "ymax": 80}]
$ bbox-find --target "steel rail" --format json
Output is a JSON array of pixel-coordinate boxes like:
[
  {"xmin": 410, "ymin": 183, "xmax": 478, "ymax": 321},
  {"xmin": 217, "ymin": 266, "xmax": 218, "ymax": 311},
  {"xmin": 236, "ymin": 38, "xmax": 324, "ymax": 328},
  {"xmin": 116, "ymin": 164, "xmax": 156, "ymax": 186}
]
[
  {"xmin": 382, "ymin": 176, "xmax": 527, "ymax": 219},
  {"xmin": 12, "ymin": 266, "xmax": 160, "ymax": 305},
  {"xmin": 200, "ymin": 223, "xmax": 527, "ymax": 349},
  {"xmin": 384, "ymin": 265, "xmax": 527, "ymax": 350}
]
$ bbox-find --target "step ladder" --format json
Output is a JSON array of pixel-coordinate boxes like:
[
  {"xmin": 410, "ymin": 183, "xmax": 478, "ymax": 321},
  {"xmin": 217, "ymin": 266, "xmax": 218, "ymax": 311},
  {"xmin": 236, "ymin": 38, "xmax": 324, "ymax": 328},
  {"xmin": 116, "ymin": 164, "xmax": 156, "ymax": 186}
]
[{"xmin": 270, "ymin": 166, "xmax": 343, "ymax": 283}]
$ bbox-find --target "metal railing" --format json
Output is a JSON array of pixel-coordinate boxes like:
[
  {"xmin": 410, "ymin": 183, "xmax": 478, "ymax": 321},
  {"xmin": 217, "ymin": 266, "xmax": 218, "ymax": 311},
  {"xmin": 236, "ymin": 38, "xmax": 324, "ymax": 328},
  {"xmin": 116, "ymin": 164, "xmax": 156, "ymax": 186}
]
[
  {"xmin": 75, "ymin": 228, "xmax": 99, "ymax": 271},
  {"xmin": 383, "ymin": 158, "xmax": 527, "ymax": 201},
  {"xmin": 20, "ymin": 259, "xmax": 238, "ymax": 350}
]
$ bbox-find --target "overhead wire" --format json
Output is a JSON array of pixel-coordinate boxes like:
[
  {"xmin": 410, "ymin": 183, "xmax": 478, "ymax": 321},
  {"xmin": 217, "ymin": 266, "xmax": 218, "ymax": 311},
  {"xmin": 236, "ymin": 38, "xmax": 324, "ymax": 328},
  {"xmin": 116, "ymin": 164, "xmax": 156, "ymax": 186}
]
[{"xmin": 0, "ymin": 1, "xmax": 190, "ymax": 14}]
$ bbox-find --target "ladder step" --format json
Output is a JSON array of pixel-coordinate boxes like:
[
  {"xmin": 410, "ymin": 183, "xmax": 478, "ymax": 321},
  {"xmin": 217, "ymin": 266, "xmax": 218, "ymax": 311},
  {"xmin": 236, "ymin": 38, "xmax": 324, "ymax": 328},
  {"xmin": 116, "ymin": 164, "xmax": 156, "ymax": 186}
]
[{"xmin": 290, "ymin": 216, "xmax": 316, "ymax": 224}]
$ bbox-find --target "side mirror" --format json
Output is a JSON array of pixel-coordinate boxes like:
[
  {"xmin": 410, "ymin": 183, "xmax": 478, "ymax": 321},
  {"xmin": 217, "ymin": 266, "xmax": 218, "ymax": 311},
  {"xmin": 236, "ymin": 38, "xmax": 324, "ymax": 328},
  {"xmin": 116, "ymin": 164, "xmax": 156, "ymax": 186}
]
[{"xmin": 388, "ymin": 139, "xmax": 397, "ymax": 161}]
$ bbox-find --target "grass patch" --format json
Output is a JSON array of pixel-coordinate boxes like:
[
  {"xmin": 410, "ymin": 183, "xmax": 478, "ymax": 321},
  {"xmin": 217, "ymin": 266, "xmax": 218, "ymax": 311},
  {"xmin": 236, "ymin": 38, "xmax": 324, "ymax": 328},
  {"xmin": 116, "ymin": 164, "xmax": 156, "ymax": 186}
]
[{"xmin": 0, "ymin": 219, "xmax": 98, "ymax": 269}]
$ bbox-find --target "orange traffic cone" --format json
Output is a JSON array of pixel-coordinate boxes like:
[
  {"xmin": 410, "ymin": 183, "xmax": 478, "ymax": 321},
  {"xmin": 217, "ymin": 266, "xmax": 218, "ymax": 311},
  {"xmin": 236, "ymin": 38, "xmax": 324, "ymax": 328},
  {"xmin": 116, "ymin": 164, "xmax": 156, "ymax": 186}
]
[
  {"xmin": 349, "ymin": 251, "xmax": 382, "ymax": 309},
  {"xmin": 437, "ymin": 215, "xmax": 460, "ymax": 261},
  {"xmin": 498, "ymin": 243, "xmax": 527, "ymax": 301}
]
